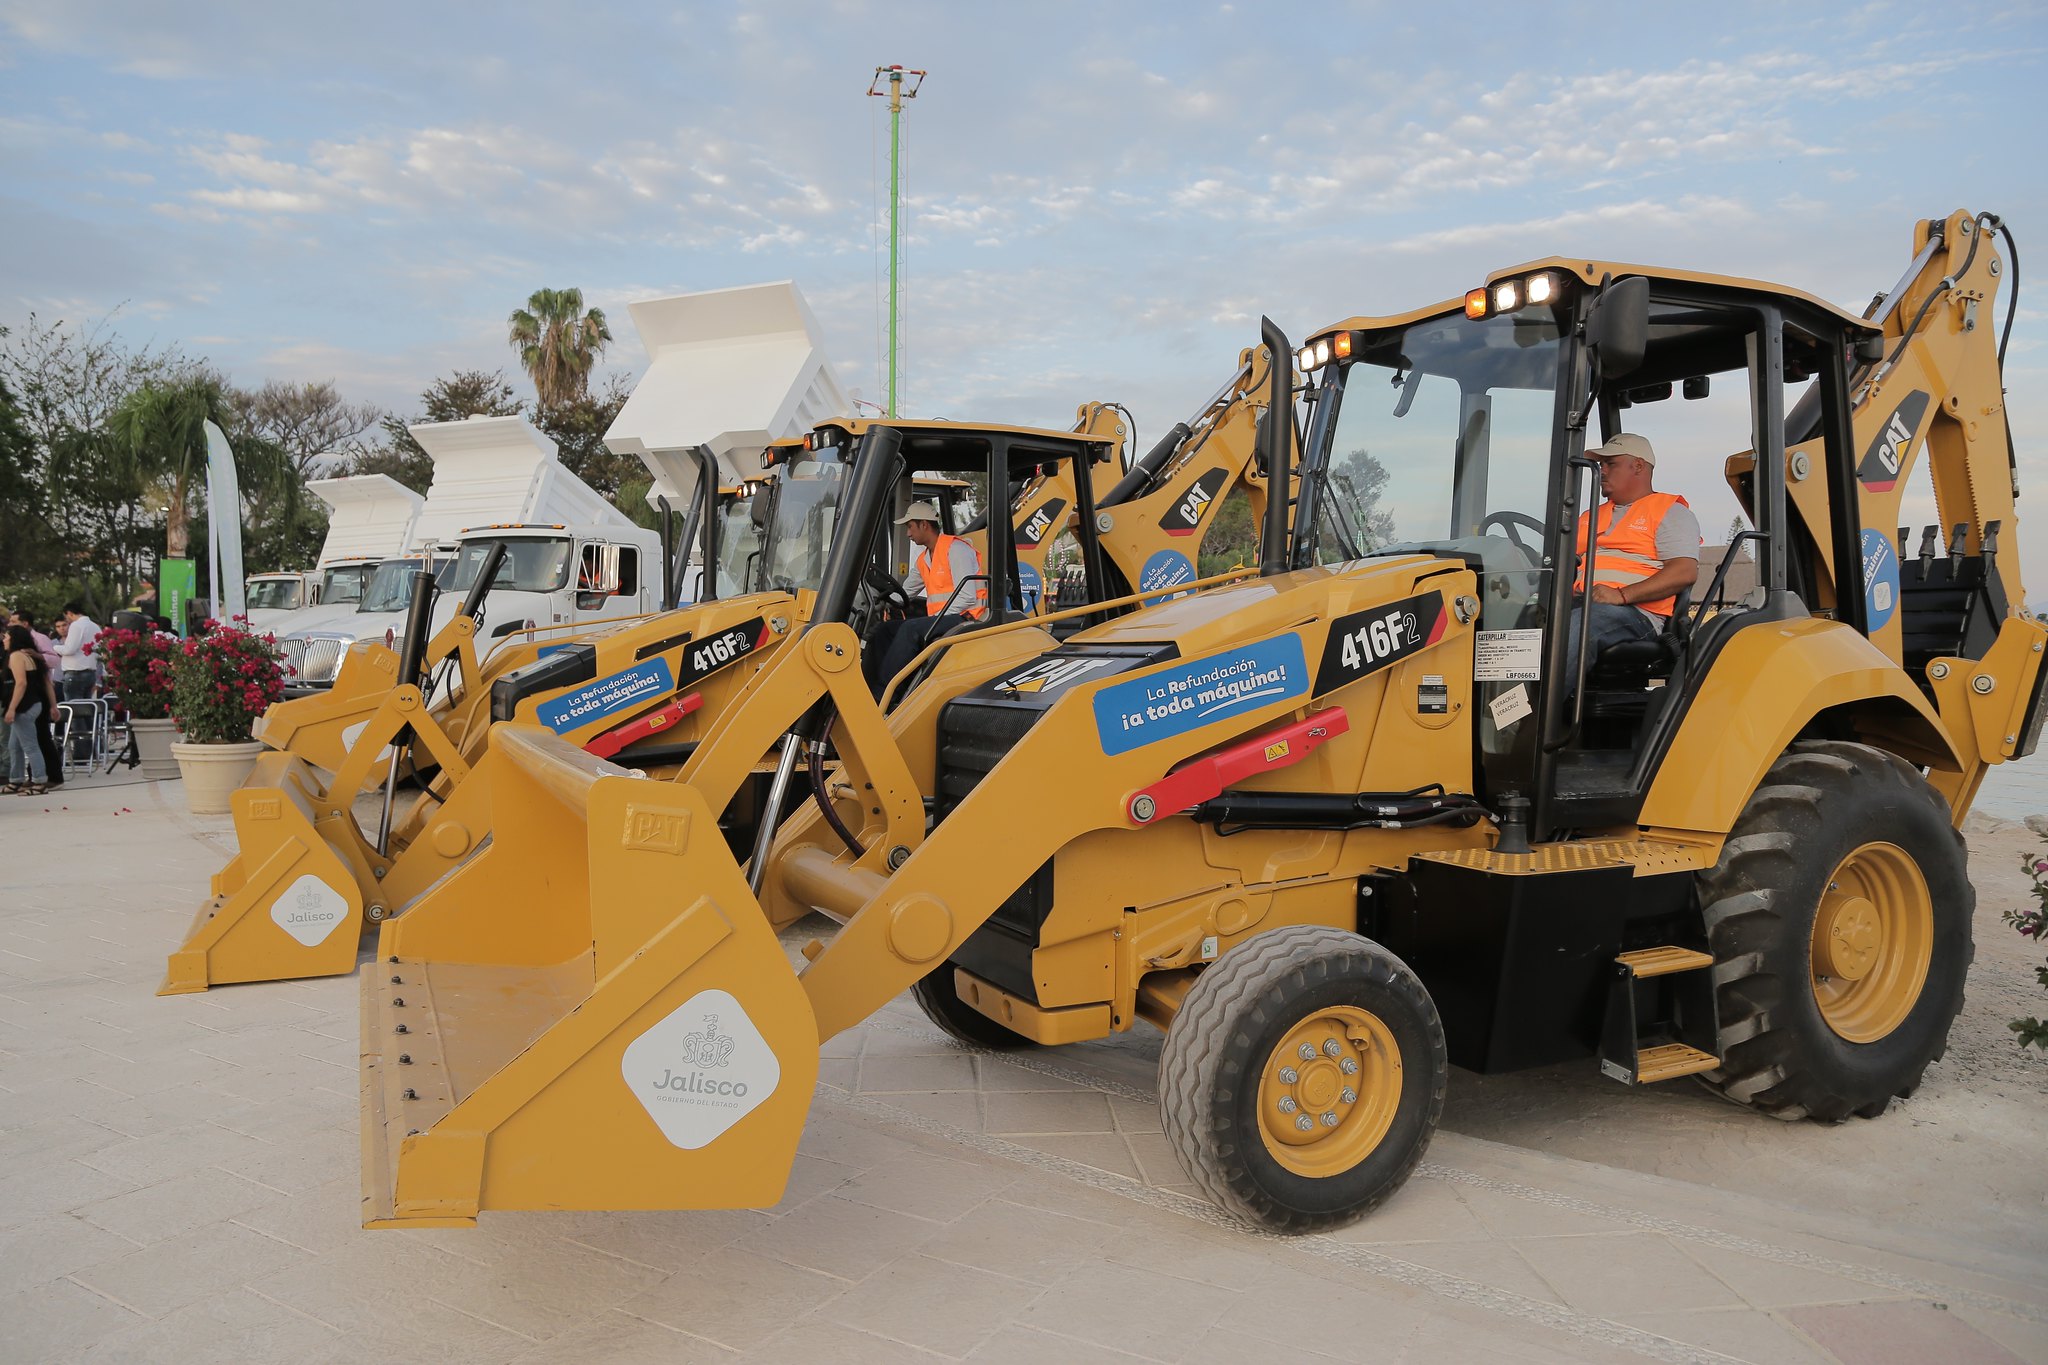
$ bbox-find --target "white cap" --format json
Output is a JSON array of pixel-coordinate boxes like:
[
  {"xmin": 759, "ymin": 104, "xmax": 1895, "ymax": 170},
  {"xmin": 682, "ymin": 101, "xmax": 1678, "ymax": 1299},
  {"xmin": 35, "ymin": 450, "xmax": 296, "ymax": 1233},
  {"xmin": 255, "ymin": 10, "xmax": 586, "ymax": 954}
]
[{"xmin": 1588, "ymin": 433, "xmax": 1655, "ymax": 466}]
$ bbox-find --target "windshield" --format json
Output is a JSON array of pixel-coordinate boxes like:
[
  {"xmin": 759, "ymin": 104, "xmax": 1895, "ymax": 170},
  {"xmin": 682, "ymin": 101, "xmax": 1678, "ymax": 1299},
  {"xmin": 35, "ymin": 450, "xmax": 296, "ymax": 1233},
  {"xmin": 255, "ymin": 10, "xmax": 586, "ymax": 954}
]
[
  {"xmin": 1310, "ymin": 308, "xmax": 1562, "ymax": 566},
  {"xmin": 319, "ymin": 564, "xmax": 373, "ymax": 605},
  {"xmin": 1306, "ymin": 306, "xmax": 1566, "ymax": 769},
  {"xmin": 714, "ymin": 493, "xmax": 764, "ymax": 596},
  {"xmin": 246, "ymin": 579, "xmax": 302, "ymax": 610},
  {"xmin": 763, "ymin": 451, "xmax": 848, "ymax": 594},
  {"xmin": 358, "ymin": 557, "xmax": 451, "ymax": 613},
  {"xmin": 443, "ymin": 537, "xmax": 572, "ymax": 594}
]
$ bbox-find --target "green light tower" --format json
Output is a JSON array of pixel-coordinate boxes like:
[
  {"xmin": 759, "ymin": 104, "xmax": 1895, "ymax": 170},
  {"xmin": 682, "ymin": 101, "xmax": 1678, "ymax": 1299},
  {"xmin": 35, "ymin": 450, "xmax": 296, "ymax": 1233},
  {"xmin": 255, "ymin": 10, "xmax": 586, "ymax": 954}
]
[{"xmin": 867, "ymin": 64, "xmax": 925, "ymax": 417}]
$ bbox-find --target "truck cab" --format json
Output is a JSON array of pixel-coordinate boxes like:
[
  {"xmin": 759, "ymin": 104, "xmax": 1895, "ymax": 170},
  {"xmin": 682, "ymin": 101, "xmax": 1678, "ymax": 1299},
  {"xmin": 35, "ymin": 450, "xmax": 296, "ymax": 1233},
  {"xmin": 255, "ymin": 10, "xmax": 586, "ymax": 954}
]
[{"xmin": 430, "ymin": 522, "xmax": 662, "ymax": 660}]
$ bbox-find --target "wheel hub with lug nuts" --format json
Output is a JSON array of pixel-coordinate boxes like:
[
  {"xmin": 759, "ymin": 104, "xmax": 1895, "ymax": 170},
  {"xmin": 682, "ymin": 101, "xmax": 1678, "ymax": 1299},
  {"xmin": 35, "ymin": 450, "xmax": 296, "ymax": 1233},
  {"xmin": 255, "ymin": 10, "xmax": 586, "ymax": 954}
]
[
  {"xmin": 1256, "ymin": 1005, "xmax": 1403, "ymax": 1178},
  {"xmin": 1810, "ymin": 841, "xmax": 1934, "ymax": 1044}
]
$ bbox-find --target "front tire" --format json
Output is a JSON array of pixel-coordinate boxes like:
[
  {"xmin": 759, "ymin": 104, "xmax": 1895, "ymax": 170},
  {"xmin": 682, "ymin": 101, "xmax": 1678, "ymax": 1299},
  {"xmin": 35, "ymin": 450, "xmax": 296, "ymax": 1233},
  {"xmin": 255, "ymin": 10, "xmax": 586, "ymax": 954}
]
[
  {"xmin": 1158, "ymin": 926, "xmax": 1447, "ymax": 1233},
  {"xmin": 1695, "ymin": 741, "xmax": 1972, "ymax": 1121}
]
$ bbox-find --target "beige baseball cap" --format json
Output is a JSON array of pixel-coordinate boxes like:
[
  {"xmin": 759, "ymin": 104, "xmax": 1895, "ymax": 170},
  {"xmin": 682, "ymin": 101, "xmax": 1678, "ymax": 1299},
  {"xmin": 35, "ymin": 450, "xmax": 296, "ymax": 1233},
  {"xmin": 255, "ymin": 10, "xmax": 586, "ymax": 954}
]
[
  {"xmin": 893, "ymin": 500, "xmax": 942, "ymax": 524},
  {"xmin": 1588, "ymin": 433, "xmax": 1655, "ymax": 466}
]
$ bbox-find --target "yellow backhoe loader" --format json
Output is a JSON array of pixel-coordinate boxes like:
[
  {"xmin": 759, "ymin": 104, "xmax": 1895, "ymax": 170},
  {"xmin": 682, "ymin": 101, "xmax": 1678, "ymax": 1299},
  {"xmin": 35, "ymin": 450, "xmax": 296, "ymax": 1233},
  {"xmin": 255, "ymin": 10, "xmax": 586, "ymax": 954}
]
[
  {"xmin": 361, "ymin": 209, "xmax": 2036, "ymax": 1234},
  {"xmin": 168, "ymin": 346, "xmax": 1292, "ymax": 996}
]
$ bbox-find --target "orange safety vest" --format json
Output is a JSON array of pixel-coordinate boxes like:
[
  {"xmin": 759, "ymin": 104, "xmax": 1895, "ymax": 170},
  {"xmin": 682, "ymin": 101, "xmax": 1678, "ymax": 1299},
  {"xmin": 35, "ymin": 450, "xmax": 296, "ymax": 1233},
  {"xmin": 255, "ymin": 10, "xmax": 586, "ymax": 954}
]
[
  {"xmin": 1574, "ymin": 491, "xmax": 1693, "ymax": 617},
  {"xmin": 918, "ymin": 533, "xmax": 986, "ymax": 619}
]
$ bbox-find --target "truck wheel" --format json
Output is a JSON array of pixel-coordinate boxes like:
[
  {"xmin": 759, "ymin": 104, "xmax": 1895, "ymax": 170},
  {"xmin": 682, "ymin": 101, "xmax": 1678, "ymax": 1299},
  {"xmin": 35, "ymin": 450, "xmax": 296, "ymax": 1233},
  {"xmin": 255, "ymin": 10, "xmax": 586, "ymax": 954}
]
[
  {"xmin": 1158, "ymin": 925, "xmax": 1446, "ymax": 1233},
  {"xmin": 910, "ymin": 967, "xmax": 1034, "ymax": 1049},
  {"xmin": 1696, "ymin": 741, "xmax": 1972, "ymax": 1122}
]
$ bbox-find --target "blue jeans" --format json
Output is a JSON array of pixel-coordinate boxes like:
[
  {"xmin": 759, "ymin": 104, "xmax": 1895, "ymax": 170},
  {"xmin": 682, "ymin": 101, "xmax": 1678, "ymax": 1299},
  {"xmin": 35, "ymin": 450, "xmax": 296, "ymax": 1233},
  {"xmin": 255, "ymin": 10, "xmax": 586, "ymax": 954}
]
[
  {"xmin": 7, "ymin": 699, "xmax": 46, "ymax": 783},
  {"xmin": 1563, "ymin": 602, "xmax": 1659, "ymax": 683}
]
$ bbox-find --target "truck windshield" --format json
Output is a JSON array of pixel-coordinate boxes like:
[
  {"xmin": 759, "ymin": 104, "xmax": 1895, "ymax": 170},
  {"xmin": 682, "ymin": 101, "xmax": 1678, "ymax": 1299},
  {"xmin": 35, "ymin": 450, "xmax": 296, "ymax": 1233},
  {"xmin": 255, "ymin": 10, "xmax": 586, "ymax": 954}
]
[
  {"xmin": 358, "ymin": 558, "xmax": 452, "ymax": 613},
  {"xmin": 442, "ymin": 537, "xmax": 572, "ymax": 594},
  {"xmin": 319, "ymin": 564, "xmax": 373, "ymax": 605},
  {"xmin": 245, "ymin": 579, "xmax": 302, "ymax": 610},
  {"xmin": 764, "ymin": 452, "xmax": 848, "ymax": 594}
]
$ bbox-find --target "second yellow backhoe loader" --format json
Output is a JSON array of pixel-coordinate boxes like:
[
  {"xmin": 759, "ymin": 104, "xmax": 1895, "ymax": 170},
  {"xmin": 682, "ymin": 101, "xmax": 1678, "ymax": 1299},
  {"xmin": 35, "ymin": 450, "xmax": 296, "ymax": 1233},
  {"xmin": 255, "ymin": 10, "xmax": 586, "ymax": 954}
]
[
  {"xmin": 167, "ymin": 346, "xmax": 1291, "ymax": 995},
  {"xmin": 360, "ymin": 208, "xmax": 2036, "ymax": 1235}
]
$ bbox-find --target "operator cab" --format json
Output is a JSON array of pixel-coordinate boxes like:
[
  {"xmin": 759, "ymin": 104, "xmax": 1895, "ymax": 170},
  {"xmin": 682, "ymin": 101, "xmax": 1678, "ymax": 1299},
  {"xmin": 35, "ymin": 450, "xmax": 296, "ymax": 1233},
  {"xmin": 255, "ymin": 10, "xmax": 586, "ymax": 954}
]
[
  {"xmin": 1295, "ymin": 259, "xmax": 1890, "ymax": 836},
  {"xmin": 778, "ymin": 417, "xmax": 1124, "ymax": 703}
]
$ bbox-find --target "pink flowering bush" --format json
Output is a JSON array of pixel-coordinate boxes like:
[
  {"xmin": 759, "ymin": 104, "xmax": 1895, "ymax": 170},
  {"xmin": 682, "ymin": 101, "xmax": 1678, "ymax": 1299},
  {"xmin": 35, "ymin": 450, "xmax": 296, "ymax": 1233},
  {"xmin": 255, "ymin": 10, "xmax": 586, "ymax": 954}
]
[
  {"xmin": 166, "ymin": 618, "xmax": 287, "ymax": 744},
  {"xmin": 2011, "ymin": 848, "xmax": 2048, "ymax": 1050},
  {"xmin": 95, "ymin": 625, "xmax": 180, "ymax": 720}
]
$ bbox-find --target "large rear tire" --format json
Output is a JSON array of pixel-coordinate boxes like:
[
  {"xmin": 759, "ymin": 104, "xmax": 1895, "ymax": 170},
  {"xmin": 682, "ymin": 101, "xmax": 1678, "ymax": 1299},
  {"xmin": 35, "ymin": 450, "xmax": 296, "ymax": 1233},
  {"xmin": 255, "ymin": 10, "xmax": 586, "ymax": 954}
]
[
  {"xmin": 1696, "ymin": 741, "xmax": 1972, "ymax": 1121},
  {"xmin": 1158, "ymin": 925, "xmax": 1447, "ymax": 1233}
]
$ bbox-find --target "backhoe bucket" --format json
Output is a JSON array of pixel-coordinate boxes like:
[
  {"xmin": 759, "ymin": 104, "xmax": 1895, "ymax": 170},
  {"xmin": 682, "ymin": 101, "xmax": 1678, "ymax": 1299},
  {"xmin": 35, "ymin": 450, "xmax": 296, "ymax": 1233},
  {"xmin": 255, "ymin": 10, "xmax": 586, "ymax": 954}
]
[
  {"xmin": 160, "ymin": 752, "xmax": 371, "ymax": 995},
  {"xmin": 361, "ymin": 723, "xmax": 817, "ymax": 1228}
]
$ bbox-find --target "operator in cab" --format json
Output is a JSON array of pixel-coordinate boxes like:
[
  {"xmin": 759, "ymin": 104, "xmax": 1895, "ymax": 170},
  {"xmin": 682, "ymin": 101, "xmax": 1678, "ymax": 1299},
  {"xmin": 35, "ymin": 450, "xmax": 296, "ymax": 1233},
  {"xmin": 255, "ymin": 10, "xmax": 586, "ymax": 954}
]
[
  {"xmin": 863, "ymin": 500, "xmax": 987, "ymax": 697},
  {"xmin": 1568, "ymin": 433, "xmax": 1700, "ymax": 667}
]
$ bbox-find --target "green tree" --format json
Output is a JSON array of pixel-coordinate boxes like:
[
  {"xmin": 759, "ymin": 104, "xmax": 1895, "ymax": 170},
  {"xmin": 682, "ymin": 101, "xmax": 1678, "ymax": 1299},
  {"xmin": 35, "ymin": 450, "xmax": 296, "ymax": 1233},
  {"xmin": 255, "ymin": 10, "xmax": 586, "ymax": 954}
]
[
  {"xmin": 508, "ymin": 288, "xmax": 612, "ymax": 410},
  {"xmin": 107, "ymin": 376, "xmax": 223, "ymax": 558},
  {"xmin": 0, "ymin": 376, "xmax": 53, "ymax": 584},
  {"xmin": 533, "ymin": 374, "xmax": 636, "ymax": 499}
]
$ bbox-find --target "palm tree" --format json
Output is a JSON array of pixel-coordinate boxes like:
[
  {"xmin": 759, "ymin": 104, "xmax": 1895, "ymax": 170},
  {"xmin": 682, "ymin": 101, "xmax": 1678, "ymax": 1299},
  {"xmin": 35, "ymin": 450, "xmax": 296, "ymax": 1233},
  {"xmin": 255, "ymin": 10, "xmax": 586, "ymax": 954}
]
[
  {"xmin": 108, "ymin": 376, "xmax": 290, "ymax": 559},
  {"xmin": 507, "ymin": 288, "xmax": 612, "ymax": 410}
]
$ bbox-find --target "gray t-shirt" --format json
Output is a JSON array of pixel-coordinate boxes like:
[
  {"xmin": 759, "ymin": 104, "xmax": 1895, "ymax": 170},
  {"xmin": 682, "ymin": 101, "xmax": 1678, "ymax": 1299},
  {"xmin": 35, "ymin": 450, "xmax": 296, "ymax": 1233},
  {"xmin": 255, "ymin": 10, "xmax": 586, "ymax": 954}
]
[{"xmin": 1605, "ymin": 499, "xmax": 1702, "ymax": 625}]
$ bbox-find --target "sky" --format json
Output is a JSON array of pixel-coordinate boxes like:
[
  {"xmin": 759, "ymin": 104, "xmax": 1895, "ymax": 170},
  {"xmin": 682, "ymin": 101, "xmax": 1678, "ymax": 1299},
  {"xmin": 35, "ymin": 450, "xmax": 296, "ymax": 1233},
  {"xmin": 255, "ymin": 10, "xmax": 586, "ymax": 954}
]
[{"xmin": 3, "ymin": 0, "xmax": 2046, "ymax": 567}]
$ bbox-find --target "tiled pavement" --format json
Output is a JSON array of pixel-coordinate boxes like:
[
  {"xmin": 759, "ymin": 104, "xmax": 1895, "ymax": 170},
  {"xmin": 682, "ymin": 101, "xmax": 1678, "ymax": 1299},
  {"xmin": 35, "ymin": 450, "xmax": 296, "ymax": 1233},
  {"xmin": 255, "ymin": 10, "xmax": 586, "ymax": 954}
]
[{"xmin": 3, "ymin": 774, "xmax": 2045, "ymax": 1363}]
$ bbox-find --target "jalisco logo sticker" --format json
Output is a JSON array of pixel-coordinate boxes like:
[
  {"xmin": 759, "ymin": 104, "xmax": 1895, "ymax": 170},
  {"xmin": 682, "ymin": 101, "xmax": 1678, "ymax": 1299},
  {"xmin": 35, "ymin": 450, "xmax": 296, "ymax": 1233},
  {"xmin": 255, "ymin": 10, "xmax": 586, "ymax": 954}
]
[
  {"xmin": 1093, "ymin": 636, "xmax": 1309, "ymax": 756},
  {"xmin": 270, "ymin": 874, "xmax": 350, "ymax": 947},
  {"xmin": 621, "ymin": 989, "xmax": 780, "ymax": 1150}
]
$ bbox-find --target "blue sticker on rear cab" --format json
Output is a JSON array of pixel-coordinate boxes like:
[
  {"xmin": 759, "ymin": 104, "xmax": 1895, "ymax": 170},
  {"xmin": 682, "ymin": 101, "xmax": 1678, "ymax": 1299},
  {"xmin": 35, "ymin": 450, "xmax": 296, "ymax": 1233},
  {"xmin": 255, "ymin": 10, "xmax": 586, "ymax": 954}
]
[
  {"xmin": 1016, "ymin": 563, "xmax": 1042, "ymax": 612},
  {"xmin": 1862, "ymin": 528, "xmax": 1899, "ymax": 631},
  {"xmin": 1093, "ymin": 636, "xmax": 1308, "ymax": 756},
  {"xmin": 1138, "ymin": 549, "xmax": 1195, "ymax": 599},
  {"xmin": 534, "ymin": 658, "xmax": 674, "ymax": 734}
]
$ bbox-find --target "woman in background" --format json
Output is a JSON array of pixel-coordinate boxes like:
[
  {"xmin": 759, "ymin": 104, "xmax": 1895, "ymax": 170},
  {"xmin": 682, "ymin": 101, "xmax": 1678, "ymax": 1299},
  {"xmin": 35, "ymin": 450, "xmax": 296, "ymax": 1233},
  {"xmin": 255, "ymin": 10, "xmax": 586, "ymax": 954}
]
[{"xmin": 3, "ymin": 623, "xmax": 54, "ymax": 795}]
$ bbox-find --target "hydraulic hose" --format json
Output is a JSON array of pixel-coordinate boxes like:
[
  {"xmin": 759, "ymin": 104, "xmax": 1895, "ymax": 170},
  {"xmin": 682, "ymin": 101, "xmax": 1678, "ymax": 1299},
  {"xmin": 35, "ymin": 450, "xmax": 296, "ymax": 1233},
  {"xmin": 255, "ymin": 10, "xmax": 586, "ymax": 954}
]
[{"xmin": 807, "ymin": 720, "xmax": 866, "ymax": 857}]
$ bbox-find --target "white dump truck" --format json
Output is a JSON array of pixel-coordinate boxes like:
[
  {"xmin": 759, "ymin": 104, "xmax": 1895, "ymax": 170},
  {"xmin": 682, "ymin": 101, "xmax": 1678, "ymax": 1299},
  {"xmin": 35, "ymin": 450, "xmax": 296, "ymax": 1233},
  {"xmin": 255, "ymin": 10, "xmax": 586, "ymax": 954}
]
[
  {"xmin": 246, "ymin": 474, "xmax": 425, "ymax": 633},
  {"xmin": 278, "ymin": 416, "xmax": 660, "ymax": 695},
  {"xmin": 605, "ymin": 281, "xmax": 852, "ymax": 606}
]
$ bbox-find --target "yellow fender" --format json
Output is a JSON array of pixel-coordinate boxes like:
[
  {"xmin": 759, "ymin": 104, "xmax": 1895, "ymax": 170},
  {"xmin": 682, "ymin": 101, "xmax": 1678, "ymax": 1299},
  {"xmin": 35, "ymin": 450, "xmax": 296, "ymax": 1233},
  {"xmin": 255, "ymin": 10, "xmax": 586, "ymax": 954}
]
[{"xmin": 1639, "ymin": 617, "xmax": 1964, "ymax": 835}]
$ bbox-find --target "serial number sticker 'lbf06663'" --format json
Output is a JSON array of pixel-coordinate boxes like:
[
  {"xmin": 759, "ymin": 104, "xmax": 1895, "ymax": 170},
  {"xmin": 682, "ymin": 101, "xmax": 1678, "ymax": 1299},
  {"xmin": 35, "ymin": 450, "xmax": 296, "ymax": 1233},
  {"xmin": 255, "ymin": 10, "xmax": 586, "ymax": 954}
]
[
  {"xmin": 1093, "ymin": 636, "xmax": 1309, "ymax": 756},
  {"xmin": 621, "ymin": 989, "xmax": 780, "ymax": 1150}
]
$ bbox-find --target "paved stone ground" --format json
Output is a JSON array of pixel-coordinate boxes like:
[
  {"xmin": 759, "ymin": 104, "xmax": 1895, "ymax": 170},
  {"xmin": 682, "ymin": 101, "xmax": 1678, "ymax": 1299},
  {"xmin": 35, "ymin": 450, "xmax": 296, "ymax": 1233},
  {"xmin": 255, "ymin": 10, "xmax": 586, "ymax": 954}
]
[{"xmin": 3, "ymin": 771, "xmax": 2045, "ymax": 1364}]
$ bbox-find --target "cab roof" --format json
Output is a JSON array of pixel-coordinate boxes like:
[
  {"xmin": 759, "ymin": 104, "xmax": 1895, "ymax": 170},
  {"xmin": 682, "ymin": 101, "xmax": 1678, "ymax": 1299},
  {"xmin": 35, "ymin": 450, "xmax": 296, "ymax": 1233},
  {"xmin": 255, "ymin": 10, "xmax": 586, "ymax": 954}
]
[{"xmin": 1305, "ymin": 256, "xmax": 1879, "ymax": 344}]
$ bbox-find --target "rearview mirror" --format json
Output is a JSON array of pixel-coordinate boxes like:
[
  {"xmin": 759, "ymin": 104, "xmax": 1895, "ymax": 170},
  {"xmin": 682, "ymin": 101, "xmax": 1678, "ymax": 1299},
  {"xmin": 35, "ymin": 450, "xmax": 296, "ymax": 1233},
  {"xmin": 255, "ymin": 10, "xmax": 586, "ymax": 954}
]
[{"xmin": 1587, "ymin": 276, "xmax": 1649, "ymax": 379}]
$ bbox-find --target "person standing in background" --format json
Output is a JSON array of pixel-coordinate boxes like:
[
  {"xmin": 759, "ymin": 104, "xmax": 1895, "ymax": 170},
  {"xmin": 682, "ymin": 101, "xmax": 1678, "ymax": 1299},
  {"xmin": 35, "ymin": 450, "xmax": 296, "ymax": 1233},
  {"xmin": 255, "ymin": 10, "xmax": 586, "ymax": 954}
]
[
  {"xmin": 6, "ymin": 609, "xmax": 62, "ymax": 787},
  {"xmin": 54, "ymin": 603, "xmax": 101, "ymax": 700},
  {"xmin": 3, "ymin": 624, "xmax": 54, "ymax": 794}
]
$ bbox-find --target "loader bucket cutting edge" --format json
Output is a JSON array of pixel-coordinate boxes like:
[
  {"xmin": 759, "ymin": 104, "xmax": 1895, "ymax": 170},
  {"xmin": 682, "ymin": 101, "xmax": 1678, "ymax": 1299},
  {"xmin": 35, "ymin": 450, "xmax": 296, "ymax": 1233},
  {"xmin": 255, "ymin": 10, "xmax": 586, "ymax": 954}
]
[
  {"xmin": 360, "ymin": 723, "xmax": 817, "ymax": 1227},
  {"xmin": 159, "ymin": 753, "xmax": 369, "ymax": 996}
]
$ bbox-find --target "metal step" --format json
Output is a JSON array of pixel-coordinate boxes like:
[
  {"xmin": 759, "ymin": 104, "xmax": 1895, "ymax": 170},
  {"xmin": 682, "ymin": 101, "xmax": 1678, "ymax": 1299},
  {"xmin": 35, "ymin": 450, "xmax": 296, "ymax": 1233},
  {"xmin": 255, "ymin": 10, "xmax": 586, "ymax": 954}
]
[
  {"xmin": 1616, "ymin": 945, "xmax": 1713, "ymax": 977},
  {"xmin": 1633, "ymin": 1042, "xmax": 1719, "ymax": 1084}
]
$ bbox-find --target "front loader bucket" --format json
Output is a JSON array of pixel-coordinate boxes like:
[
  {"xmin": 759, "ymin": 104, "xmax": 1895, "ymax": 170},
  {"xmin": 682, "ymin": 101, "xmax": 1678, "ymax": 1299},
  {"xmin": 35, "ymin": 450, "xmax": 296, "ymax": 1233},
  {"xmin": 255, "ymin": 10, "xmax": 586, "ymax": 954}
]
[
  {"xmin": 160, "ymin": 752, "xmax": 371, "ymax": 995},
  {"xmin": 361, "ymin": 723, "xmax": 817, "ymax": 1228}
]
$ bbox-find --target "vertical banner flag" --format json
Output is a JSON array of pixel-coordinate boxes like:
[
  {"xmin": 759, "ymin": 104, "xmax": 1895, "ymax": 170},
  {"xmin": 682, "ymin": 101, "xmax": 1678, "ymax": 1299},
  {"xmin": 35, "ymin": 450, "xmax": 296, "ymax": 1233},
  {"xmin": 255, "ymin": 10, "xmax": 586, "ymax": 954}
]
[
  {"xmin": 159, "ymin": 558, "xmax": 197, "ymax": 637},
  {"xmin": 203, "ymin": 420, "xmax": 245, "ymax": 624}
]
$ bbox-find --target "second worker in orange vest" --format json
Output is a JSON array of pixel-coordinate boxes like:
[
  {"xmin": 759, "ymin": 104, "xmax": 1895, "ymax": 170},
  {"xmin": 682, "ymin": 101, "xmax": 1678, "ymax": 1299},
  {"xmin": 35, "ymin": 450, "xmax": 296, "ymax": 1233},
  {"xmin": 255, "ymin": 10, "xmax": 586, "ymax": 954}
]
[
  {"xmin": 864, "ymin": 500, "xmax": 988, "ymax": 698},
  {"xmin": 1566, "ymin": 433, "xmax": 1701, "ymax": 674}
]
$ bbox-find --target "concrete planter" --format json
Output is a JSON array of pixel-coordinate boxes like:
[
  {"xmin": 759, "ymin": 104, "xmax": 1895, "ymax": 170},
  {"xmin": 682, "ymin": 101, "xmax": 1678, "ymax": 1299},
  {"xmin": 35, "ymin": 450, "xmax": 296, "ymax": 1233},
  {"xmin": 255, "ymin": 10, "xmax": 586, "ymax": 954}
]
[
  {"xmin": 129, "ymin": 717, "xmax": 184, "ymax": 782},
  {"xmin": 169, "ymin": 740, "xmax": 264, "ymax": 814}
]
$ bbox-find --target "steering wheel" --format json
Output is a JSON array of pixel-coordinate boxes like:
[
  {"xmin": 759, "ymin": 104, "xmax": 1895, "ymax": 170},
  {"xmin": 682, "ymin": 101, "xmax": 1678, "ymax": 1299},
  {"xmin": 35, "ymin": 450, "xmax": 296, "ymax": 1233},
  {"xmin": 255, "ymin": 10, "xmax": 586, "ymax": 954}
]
[
  {"xmin": 862, "ymin": 563, "xmax": 912, "ymax": 617},
  {"xmin": 1479, "ymin": 510, "xmax": 1545, "ymax": 563}
]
